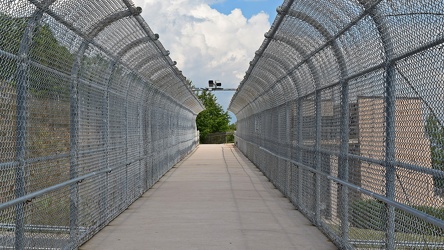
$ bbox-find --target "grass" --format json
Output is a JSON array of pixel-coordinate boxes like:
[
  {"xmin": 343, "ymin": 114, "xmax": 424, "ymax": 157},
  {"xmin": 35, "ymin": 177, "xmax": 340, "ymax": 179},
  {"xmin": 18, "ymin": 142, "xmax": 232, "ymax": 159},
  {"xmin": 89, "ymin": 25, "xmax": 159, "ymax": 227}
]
[{"xmin": 347, "ymin": 226, "xmax": 444, "ymax": 242}]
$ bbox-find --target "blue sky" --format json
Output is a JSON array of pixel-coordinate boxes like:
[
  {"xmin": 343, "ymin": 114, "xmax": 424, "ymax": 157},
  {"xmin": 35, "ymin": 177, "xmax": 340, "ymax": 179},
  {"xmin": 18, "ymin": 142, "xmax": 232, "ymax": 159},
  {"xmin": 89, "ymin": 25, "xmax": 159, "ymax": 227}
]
[
  {"xmin": 211, "ymin": 0, "xmax": 280, "ymax": 21},
  {"xmin": 208, "ymin": 0, "xmax": 282, "ymax": 122},
  {"xmin": 134, "ymin": 0, "xmax": 283, "ymax": 123}
]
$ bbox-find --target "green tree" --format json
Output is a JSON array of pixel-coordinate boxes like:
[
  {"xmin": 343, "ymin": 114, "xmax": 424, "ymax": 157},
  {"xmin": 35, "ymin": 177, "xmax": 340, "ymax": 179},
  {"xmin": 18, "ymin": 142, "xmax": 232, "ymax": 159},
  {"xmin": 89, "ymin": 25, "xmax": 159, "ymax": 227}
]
[
  {"xmin": 196, "ymin": 91, "xmax": 230, "ymax": 143},
  {"xmin": 425, "ymin": 114, "xmax": 444, "ymax": 196},
  {"xmin": 228, "ymin": 123, "xmax": 236, "ymax": 131}
]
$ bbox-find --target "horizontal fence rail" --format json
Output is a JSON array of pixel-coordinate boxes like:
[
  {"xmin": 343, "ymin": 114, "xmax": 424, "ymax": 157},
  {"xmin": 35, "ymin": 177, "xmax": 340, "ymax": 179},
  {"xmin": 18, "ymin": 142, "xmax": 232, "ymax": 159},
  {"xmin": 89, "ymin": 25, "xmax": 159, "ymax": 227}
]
[
  {"xmin": 229, "ymin": 0, "xmax": 444, "ymax": 249},
  {"xmin": 0, "ymin": 0, "xmax": 203, "ymax": 249}
]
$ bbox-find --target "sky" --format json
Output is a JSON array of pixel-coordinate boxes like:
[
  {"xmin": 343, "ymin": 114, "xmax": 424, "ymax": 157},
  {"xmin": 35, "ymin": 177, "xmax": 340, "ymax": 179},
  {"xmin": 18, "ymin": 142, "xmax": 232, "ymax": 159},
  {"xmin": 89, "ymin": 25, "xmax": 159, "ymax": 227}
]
[{"xmin": 132, "ymin": 0, "xmax": 283, "ymax": 123}]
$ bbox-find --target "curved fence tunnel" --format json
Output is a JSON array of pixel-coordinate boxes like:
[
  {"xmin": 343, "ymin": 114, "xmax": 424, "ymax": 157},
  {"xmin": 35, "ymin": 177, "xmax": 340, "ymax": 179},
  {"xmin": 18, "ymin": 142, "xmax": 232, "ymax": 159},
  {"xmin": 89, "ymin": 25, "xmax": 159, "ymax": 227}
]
[
  {"xmin": 1, "ymin": 0, "xmax": 444, "ymax": 249},
  {"xmin": 229, "ymin": 0, "xmax": 444, "ymax": 249}
]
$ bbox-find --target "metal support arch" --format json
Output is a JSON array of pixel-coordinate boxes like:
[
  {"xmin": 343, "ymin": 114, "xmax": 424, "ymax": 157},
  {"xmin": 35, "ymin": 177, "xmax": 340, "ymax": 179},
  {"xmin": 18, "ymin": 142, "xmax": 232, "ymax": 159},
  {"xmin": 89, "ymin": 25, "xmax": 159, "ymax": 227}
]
[
  {"xmin": 358, "ymin": 1, "xmax": 397, "ymax": 248},
  {"xmin": 283, "ymin": 8, "xmax": 351, "ymax": 246},
  {"xmin": 14, "ymin": 6, "xmax": 46, "ymax": 250}
]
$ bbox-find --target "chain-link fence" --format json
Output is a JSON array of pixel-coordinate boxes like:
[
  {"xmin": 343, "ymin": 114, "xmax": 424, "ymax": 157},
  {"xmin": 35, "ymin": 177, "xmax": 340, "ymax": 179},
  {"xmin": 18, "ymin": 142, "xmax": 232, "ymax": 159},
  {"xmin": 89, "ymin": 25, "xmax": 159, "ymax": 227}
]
[
  {"xmin": 229, "ymin": 0, "xmax": 444, "ymax": 249},
  {"xmin": 202, "ymin": 132, "xmax": 235, "ymax": 144},
  {"xmin": 0, "ymin": 0, "xmax": 203, "ymax": 249}
]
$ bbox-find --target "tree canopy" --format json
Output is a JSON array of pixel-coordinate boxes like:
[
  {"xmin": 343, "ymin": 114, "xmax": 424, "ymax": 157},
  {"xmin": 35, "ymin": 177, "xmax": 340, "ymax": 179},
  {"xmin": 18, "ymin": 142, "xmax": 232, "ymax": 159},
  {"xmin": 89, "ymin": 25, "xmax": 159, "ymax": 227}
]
[{"xmin": 196, "ymin": 91, "xmax": 230, "ymax": 143}]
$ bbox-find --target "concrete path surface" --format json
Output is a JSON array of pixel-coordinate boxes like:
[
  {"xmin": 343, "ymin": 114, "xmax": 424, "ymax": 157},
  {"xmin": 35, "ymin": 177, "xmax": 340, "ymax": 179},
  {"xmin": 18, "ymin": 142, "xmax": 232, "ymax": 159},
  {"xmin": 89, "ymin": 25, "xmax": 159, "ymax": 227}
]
[{"xmin": 80, "ymin": 144, "xmax": 336, "ymax": 250}]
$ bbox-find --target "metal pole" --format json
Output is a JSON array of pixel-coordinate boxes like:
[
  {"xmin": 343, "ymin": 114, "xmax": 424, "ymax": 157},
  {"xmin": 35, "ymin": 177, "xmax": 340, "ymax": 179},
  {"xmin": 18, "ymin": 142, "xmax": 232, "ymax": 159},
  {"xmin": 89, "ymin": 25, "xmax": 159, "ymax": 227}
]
[
  {"xmin": 145, "ymin": 95, "xmax": 150, "ymax": 190},
  {"xmin": 353, "ymin": 1, "xmax": 397, "ymax": 247},
  {"xmin": 70, "ymin": 41, "xmax": 88, "ymax": 244},
  {"xmin": 124, "ymin": 76, "xmax": 132, "ymax": 205},
  {"xmin": 384, "ymin": 42, "xmax": 397, "ymax": 250},
  {"xmin": 314, "ymin": 90, "xmax": 322, "ymax": 225},
  {"xmin": 139, "ymin": 103, "xmax": 145, "ymax": 193},
  {"xmin": 167, "ymin": 112, "xmax": 171, "ymax": 168},
  {"xmin": 297, "ymin": 98, "xmax": 303, "ymax": 208},
  {"xmin": 101, "ymin": 61, "xmax": 116, "ymax": 225},
  {"xmin": 150, "ymin": 101, "xmax": 156, "ymax": 184},
  {"xmin": 286, "ymin": 102, "xmax": 292, "ymax": 198},
  {"xmin": 360, "ymin": 3, "xmax": 397, "ymax": 248},
  {"xmin": 339, "ymin": 80, "xmax": 350, "ymax": 244},
  {"xmin": 14, "ymin": 9, "xmax": 45, "ymax": 249},
  {"xmin": 15, "ymin": 36, "xmax": 29, "ymax": 250},
  {"xmin": 145, "ymin": 89, "xmax": 152, "ymax": 189}
]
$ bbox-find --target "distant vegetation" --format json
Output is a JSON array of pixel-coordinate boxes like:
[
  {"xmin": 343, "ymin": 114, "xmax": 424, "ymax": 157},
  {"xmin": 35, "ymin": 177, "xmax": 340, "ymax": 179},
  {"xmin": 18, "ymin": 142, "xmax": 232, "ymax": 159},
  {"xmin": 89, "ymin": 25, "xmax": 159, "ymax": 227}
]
[
  {"xmin": 0, "ymin": 13, "xmax": 74, "ymax": 98},
  {"xmin": 195, "ymin": 90, "xmax": 232, "ymax": 143},
  {"xmin": 0, "ymin": 13, "xmax": 73, "ymax": 226}
]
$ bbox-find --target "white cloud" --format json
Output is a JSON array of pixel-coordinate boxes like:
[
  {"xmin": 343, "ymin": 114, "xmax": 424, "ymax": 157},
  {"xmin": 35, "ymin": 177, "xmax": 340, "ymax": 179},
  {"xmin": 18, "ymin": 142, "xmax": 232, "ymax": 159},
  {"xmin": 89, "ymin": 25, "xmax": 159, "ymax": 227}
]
[{"xmin": 132, "ymin": 0, "xmax": 270, "ymax": 116}]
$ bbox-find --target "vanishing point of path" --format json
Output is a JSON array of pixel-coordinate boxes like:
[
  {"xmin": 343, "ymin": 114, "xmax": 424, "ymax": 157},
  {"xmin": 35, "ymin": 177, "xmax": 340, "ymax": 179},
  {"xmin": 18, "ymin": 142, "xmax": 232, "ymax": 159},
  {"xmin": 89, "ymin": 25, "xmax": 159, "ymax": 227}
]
[{"xmin": 80, "ymin": 144, "xmax": 336, "ymax": 250}]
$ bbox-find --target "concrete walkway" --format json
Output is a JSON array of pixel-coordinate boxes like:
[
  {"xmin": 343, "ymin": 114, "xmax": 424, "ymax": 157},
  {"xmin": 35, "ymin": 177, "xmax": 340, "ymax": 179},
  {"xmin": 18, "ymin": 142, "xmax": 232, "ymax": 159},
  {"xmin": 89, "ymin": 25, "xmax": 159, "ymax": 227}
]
[{"xmin": 80, "ymin": 144, "xmax": 336, "ymax": 250}]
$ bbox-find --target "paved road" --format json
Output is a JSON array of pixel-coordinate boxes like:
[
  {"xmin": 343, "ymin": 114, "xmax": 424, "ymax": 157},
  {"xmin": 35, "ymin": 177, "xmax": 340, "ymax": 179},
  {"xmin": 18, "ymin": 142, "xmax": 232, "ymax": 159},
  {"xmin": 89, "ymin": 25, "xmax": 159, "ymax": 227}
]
[{"xmin": 80, "ymin": 144, "xmax": 336, "ymax": 250}]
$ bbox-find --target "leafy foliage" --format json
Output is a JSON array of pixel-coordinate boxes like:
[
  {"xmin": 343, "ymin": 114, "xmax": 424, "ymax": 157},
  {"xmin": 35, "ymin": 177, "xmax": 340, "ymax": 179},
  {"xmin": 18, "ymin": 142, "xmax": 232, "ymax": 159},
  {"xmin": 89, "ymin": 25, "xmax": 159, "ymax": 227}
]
[
  {"xmin": 228, "ymin": 123, "xmax": 236, "ymax": 131},
  {"xmin": 0, "ymin": 13, "xmax": 27, "ymax": 54},
  {"xmin": 196, "ymin": 91, "xmax": 230, "ymax": 143},
  {"xmin": 0, "ymin": 13, "xmax": 74, "ymax": 98}
]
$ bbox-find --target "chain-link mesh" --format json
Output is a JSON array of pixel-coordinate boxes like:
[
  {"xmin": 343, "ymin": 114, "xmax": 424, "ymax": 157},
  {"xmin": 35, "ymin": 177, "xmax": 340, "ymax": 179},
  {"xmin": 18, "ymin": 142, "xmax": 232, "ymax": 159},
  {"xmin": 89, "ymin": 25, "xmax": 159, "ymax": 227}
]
[
  {"xmin": 0, "ymin": 0, "xmax": 203, "ymax": 249},
  {"xmin": 230, "ymin": 0, "xmax": 444, "ymax": 249}
]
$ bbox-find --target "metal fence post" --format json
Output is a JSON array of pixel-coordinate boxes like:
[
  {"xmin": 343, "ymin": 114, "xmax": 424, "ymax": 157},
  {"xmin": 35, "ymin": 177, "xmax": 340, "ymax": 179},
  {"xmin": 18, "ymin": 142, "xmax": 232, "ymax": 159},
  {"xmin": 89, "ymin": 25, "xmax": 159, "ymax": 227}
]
[
  {"xmin": 101, "ymin": 61, "xmax": 116, "ymax": 225},
  {"xmin": 139, "ymin": 103, "xmax": 144, "ymax": 193},
  {"xmin": 286, "ymin": 102, "xmax": 292, "ymax": 197},
  {"xmin": 70, "ymin": 41, "xmax": 88, "ymax": 244},
  {"xmin": 339, "ymin": 80, "xmax": 350, "ymax": 245},
  {"xmin": 383, "ymin": 37, "xmax": 397, "ymax": 250},
  {"xmin": 360, "ymin": 2, "xmax": 397, "ymax": 248},
  {"xmin": 314, "ymin": 90, "xmax": 322, "ymax": 225},
  {"xmin": 297, "ymin": 98, "xmax": 303, "ymax": 208},
  {"xmin": 14, "ymin": 9, "xmax": 43, "ymax": 250},
  {"xmin": 124, "ymin": 76, "xmax": 132, "ymax": 205}
]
